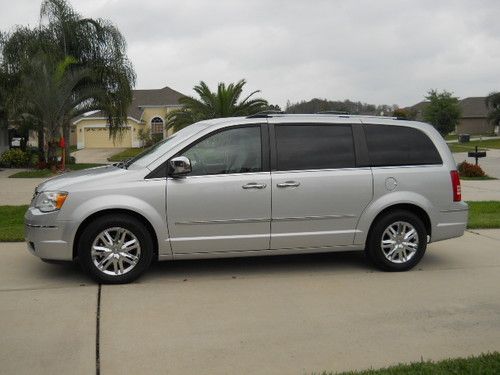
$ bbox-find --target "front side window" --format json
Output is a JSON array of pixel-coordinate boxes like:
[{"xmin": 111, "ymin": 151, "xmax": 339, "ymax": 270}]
[
  {"xmin": 275, "ymin": 124, "xmax": 355, "ymax": 171},
  {"xmin": 364, "ymin": 125, "xmax": 442, "ymax": 166},
  {"xmin": 181, "ymin": 126, "xmax": 262, "ymax": 176}
]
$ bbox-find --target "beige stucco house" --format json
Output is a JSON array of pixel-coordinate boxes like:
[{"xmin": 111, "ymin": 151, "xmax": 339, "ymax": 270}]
[{"xmin": 73, "ymin": 86, "xmax": 185, "ymax": 149}]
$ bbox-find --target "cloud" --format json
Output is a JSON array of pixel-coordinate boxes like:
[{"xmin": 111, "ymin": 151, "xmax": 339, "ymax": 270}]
[{"xmin": 1, "ymin": 0, "xmax": 500, "ymax": 107}]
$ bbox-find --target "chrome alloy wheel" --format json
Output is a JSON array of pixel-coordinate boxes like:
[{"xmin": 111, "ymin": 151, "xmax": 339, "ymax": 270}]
[
  {"xmin": 380, "ymin": 221, "xmax": 419, "ymax": 264},
  {"xmin": 91, "ymin": 227, "xmax": 141, "ymax": 276}
]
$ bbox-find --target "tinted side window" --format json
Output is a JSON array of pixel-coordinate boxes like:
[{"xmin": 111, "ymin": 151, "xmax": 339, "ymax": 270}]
[
  {"xmin": 181, "ymin": 126, "xmax": 262, "ymax": 176},
  {"xmin": 364, "ymin": 125, "xmax": 442, "ymax": 166},
  {"xmin": 275, "ymin": 124, "xmax": 355, "ymax": 170}
]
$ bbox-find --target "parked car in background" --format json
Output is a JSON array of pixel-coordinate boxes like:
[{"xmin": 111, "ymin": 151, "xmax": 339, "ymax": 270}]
[{"xmin": 25, "ymin": 113, "xmax": 468, "ymax": 283}]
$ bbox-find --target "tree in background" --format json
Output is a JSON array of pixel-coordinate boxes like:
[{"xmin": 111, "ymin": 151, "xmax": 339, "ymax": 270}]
[
  {"xmin": 1, "ymin": 0, "xmax": 135, "ymax": 165},
  {"xmin": 167, "ymin": 79, "xmax": 268, "ymax": 132},
  {"xmin": 422, "ymin": 90, "xmax": 461, "ymax": 136},
  {"xmin": 285, "ymin": 98, "xmax": 396, "ymax": 115},
  {"xmin": 392, "ymin": 107, "xmax": 417, "ymax": 120},
  {"xmin": 485, "ymin": 92, "xmax": 500, "ymax": 128}
]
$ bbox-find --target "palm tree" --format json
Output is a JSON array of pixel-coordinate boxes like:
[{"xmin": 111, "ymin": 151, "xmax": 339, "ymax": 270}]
[
  {"xmin": 167, "ymin": 79, "xmax": 268, "ymax": 131},
  {"xmin": 2, "ymin": 0, "xmax": 135, "ymax": 162},
  {"xmin": 40, "ymin": 0, "xmax": 135, "ymax": 160},
  {"xmin": 14, "ymin": 53, "xmax": 106, "ymax": 166},
  {"xmin": 485, "ymin": 92, "xmax": 500, "ymax": 127}
]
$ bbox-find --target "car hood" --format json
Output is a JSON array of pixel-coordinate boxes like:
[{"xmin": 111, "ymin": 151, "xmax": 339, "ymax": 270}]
[{"xmin": 37, "ymin": 165, "xmax": 130, "ymax": 192}]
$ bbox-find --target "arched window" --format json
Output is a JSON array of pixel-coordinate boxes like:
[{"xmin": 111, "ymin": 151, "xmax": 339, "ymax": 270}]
[{"xmin": 151, "ymin": 117, "xmax": 164, "ymax": 136}]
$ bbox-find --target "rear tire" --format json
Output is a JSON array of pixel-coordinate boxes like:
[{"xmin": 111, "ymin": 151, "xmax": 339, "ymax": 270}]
[
  {"xmin": 366, "ymin": 210, "xmax": 427, "ymax": 271},
  {"xmin": 78, "ymin": 214, "xmax": 154, "ymax": 284}
]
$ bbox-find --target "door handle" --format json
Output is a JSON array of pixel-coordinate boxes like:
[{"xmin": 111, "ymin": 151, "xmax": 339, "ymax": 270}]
[
  {"xmin": 277, "ymin": 181, "xmax": 300, "ymax": 188},
  {"xmin": 242, "ymin": 182, "xmax": 267, "ymax": 189}
]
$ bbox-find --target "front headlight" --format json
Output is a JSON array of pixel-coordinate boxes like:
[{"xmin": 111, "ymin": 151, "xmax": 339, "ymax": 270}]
[{"xmin": 34, "ymin": 191, "xmax": 68, "ymax": 212}]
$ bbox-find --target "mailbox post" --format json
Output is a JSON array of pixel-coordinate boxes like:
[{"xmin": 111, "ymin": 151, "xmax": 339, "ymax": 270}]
[{"xmin": 468, "ymin": 146, "xmax": 486, "ymax": 165}]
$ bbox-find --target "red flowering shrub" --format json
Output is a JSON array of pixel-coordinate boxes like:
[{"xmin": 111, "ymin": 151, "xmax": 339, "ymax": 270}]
[{"xmin": 457, "ymin": 161, "xmax": 485, "ymax": 177}]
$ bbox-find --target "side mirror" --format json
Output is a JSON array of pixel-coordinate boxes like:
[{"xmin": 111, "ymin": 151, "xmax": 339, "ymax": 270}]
[{"xmin": 169, "ymin": 156, "xmax": 192, "ymax": 177}]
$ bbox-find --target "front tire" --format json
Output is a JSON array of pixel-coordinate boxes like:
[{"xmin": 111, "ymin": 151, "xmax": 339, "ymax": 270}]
[
  {"xmin": 78, "ymin": 214, "xmax": 154, "ymax": 284},
  {"xmin": 366, "ymin": 210, "xmax": 427, "ymax": 271}
]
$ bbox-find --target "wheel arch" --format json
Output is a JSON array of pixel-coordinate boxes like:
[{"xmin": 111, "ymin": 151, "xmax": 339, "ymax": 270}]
[
  {"xmin": 72, "ymin": 208, "xmax": 159, "ymax": 260},
  {"xmin": 365, "ymin": 203, "xmax": 432, "ymax": 245}
]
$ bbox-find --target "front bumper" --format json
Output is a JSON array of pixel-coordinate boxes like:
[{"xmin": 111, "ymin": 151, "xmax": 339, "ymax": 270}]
[{"xmin": 25, "ymin": 207, "xmax": 76, "ymax": 261}]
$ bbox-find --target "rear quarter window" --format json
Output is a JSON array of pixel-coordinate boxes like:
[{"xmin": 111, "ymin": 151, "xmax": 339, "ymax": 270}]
[{"xmin": 364, "ymin": 125, "xmax": 442, "ymax": 166}]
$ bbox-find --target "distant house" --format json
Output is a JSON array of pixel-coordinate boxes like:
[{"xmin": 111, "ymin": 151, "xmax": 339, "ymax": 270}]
[
  {"xmin": 409, "ymin": 96, "xmax": 497, "ymax": 135},
  {"xmin": 73, "ymin": 86, "xmax": 185, "ymax": 149},
  {"xmin": 456, "ymin": 97, "xmax": 495, "ymax": 135}
]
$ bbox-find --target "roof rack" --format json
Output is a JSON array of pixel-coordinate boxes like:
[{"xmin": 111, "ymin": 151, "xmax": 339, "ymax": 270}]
[
  {"xmin": 245, "ymin": 112, "xmax": 401, "ymax": 120},
  {"xmin": 315, "ymin": 110, "xmax": 350, "ymax": 115},
  {"xmin": 246, "ymin": 110, "xmax": 285, "ymax": 118}
]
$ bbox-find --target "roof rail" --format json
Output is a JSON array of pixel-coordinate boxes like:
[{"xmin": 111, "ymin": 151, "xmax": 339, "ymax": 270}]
[
  {"xmin": 315, "ymin": 110, "xmax": 350, "ymax": 115},
  {"xmin": 246, "ymin": 110, "xmax": 285, "ymax": 118}
]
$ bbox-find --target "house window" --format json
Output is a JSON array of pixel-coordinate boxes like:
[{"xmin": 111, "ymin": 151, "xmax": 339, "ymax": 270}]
[{"xmin": 151, "ymin": 117, "xmax": 164, "ymax": 137}]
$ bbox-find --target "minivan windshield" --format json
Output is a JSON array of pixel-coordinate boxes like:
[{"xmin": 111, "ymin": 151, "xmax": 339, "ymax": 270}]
[{"xmin": 124, "ymin": 123, "xmax": 209, "ymax": 169}]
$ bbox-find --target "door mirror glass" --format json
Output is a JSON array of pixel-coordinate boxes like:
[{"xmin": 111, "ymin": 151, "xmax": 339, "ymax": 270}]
[{"xmin": 169, "ymin": 156, "xmax": 192, "ymax": 177}]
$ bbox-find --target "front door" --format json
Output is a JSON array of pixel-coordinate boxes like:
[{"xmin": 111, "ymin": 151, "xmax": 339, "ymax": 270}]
[
  {"xmin": 270, "ymin": 122, "xmax": 373, "ymax": 249},
  {"xmin": 167, "ymin": 125, "xmax": 271, "ymax": 255}
]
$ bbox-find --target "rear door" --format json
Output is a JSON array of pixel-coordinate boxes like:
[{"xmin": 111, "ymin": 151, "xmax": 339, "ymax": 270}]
[{"xmin": 269, "ymin": 119, "xmax": 373, "ymax": 250}]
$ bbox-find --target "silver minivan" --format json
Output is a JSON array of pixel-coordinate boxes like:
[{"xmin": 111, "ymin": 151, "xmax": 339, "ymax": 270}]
[{"xmin": 25, "ymin": 114, "xmax": 468, "ymax": 283}]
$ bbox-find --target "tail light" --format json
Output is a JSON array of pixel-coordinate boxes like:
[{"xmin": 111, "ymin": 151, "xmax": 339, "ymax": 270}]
[{"xmin": 450, "ymin": 170, "xmax": 461, "ymax": 202}]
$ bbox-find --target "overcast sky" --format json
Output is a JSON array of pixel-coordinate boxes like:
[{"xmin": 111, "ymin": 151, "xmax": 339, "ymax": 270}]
[{"xmin": 1, "ymin": 0, "xmax": 499, "ymax": 108}]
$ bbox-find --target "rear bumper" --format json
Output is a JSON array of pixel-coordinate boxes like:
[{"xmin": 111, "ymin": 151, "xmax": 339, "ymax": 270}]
[
  {"xmin": 25, "ymin": 208, "xmax": 76, "ymax": 261},
  {"xmin": 432, "ymin": 202, "xmax": 469, "ymax": 242}
]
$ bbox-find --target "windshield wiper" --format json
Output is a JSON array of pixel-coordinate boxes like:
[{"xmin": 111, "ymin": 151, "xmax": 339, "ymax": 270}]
[{"xmin": 113, "ymin": 158, "xmax": 131, "ymax": 169}]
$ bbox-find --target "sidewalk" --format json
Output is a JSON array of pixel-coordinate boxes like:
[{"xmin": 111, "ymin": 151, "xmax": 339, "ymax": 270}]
[
  {"xmin": 447, "ymin": 135, "xmax": 499, "ymax": 143},
  {"xmin": 1, "ymin": 168, "xmax": 499, "ymax": 206},
  {"xmin": 0, "ymin": 169, "xmax": 43, "ymax": 205}
]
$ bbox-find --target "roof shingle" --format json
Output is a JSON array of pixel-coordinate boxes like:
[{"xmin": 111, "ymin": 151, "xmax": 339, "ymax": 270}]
[{"xmin": 76, "ymin": 86, "xmax": 185, "ymax": 122}]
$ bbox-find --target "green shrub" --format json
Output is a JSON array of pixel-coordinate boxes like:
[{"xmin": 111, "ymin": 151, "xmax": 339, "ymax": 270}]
[
  {"xmin": 458, "ymin": 160, "xmax": 486, "ymax": 177},
  {"xmin": 0, "ymin": 149, "xmax": 30, "ymax": 168},
  {"xmin": 138, "ymin": 128, "xmax": 154, "ymax": 147}
]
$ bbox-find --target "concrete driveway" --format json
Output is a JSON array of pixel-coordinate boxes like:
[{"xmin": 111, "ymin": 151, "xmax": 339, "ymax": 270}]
[
  {"xmin": 72, "ymin": 148, "xmax": 125, "ymax": 164},
  {"xmin": 1, "ymin": 230, "xmax": 499, "ymax": 375}
]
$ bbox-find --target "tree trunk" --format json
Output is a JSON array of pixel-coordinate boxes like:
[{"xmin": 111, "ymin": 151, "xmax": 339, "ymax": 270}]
[
  {"xmin": 37, "ymin": 127, "xmax": 45, "ymax": 165},
  {"xmin": 63, "ymin": 121, "xmax": 70, "ymax": 166}
]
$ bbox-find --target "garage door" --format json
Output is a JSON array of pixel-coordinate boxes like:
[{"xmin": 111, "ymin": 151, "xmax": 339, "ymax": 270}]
[{"xmin": 84, "ymin": 127, "xmax": 132, "ymax": 148}]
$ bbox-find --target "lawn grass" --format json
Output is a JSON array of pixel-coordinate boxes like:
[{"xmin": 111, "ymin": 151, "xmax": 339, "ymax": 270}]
[
  {"xmin": 9, "ymin": 163, "xmax": 104, "ymax": 178},
  {"xmin": 1, "ymin": 201, "xmax": 498, "ymax": 242},
  {"xmin": 448, "ymin": 138, "xmax": 500, "ymax": 153},
  {"xmin": 467, "ymin": 201, "xmax": 500, "ymax": 229},
  {"xmin": 443, "ymin": 134, "xmax": 458, "ymax": 141},
  {"xmin": 0, "ymin": 205, "xmax": 29, "ymax": 242},
  {"xmin": 107, "ymin": 147, "xmax": 145, "ymax": 162},
  {"xmin": 319, "ymin": 352, "xmax": 500, "ymax": 375}
]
